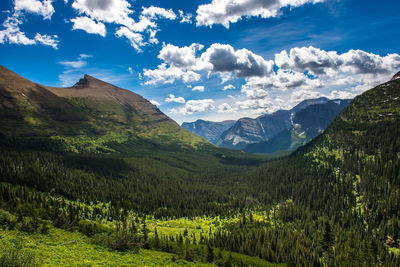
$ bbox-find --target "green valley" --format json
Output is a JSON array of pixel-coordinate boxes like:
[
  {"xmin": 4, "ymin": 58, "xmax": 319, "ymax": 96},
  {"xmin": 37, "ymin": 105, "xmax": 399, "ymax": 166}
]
[{"xmin": 0, "ymin": 66, "xmax": 399, "ymax": 266}]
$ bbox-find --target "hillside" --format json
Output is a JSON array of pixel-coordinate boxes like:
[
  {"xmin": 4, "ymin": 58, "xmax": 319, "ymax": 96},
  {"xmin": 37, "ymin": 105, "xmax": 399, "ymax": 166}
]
[
  {"xmin": 0, "ymin": 66, "xmax": 209, "ymax": 154},
  {"xmin": 239, "ymin": 72, "xmax": 400, "ymax": 265}
]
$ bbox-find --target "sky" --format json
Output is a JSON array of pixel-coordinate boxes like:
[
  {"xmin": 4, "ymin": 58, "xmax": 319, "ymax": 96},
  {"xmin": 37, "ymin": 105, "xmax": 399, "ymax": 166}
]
[{"xmin": 0, "ymin": 0, "xmax": 399, "ymax": 124}]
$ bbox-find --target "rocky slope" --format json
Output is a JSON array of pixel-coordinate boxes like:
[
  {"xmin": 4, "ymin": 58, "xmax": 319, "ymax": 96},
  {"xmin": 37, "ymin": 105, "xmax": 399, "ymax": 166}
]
[{"xmin": 181, "ymin": 119, "xmax": 235, "ymax": 144}]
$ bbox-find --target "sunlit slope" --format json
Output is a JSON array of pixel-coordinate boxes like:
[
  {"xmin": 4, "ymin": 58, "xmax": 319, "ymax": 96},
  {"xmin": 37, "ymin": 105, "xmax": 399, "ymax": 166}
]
[{"xmin": 0, "ymin": 66, "xmax": 209, "ymax": 154}]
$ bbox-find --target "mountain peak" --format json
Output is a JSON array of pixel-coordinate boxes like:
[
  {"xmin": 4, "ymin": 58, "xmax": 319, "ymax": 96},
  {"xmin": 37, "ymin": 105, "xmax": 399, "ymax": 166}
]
[
  {"xmin": 73, "ymin": 74, "xmax": 109, "ymax": 88},
  {"xmin": 391, "ymin": 71, "xmax": 400, "ymax": 80}
]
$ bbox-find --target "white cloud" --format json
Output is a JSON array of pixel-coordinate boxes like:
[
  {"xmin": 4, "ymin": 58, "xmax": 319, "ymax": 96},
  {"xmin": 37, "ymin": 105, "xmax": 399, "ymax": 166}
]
[
  {"xmin": 0, "ymin": 15, "xmax": 36, "ymax": 46},
  {"xmin": 34, "ymin": 33, "xmax": 58, "ymax": 49},
  {"xmin": 0, "ymin": 14, "xmax": 58, "ymax": 49},
  {"xmin": 165, "ymin": 94, "xmax": 185, "ymax": 103},
  {"xmin": 276, "ymin": 46, "xmax": 400, "ymax": 76},
  {"xmin": 172, "ymin": 99, "xmax": 215, "ymax": 115},
  {"xmin": 71, "ymin": 16, "xmax": 106, "ymax": 37},
  {"xmin": 72, "ymin": 0, "xmax": 134, "ymax": 27},
  {"xmin": 79, "ymin": 53, "xmax": 91, "ymax": 59},
  {"xmin": 128, "ymin": 66, "xmax": 133, "ymax": 74},
  {"xmin": 199, "ymin": 43, "xmax": 274, "ymax": 77},
  {"xmin": 178, "ymin": 10, "xmax": 192, "ymax": 23},
  {"xmin": 158, "ymin": 43, "xmax": 204, "ymax": 68},
  {"xmin": 192, "ymin": 85, "xmax": 205, "ymax": 92},
  {"xmin": 59, "ymin": 54, "xmax": 92, "ymax": 68},
  {"xmin": 143, "ymin": 43, "xmax": 274, "ymax": 85},
  {"xmin": 218, "ymin": 103, "xmax": 235, "ymax": 113},
  {"xmin": 14, "ymin": 0, "xmax": 55, "ymax": 19},
  {"xmin": 223, "ymin": 84, "xmax": 235, "ymax": 90},
  {"xmin": 141, "ymin": 6, "xmax": 176, "ymax": 20},
  {"xmin": 59, "ymin": 60, "xmax": 87, "ymax": 68},
  {"xmin": 143, "ymin": 63, "xmax": 201, "ymax": 85},
  {"xmin": 144, "ymin": 43, "xmax": 400, "ymax": 118},
  {"xmin": 241, "ymin": 69, "xmax": 323, "ymax": 99},
  {"xmin": 150, "ymin": 99, "xmax": 160, "ymax": 106},
  {"xmin": 196, "ymin": 0, "xmax": 324, "ymax": 28},
  {"xmin": 327, "ymin": 90, "xmax": 356, "ymax": 100},
  {"xmin": 115, "ymin": 27, "xmax": 145, "ymax": 52}
]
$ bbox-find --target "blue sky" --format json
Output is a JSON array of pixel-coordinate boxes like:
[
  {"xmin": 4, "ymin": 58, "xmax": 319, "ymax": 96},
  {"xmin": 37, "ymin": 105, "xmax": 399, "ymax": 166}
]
[{"xmin": 1, "ymin": 0, "xmax": 399, "ymax": 124}]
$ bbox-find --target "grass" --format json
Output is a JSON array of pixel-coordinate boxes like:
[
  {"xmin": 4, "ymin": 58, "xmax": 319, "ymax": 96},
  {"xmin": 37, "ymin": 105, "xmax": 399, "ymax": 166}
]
[{"xmin": 0, "ymin": 226, "xmax": 213, "ymax": 266}]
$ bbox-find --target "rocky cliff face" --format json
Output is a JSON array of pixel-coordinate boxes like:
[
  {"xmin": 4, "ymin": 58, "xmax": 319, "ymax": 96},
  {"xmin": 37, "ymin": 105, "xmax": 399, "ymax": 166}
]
[{"xmin": 181, "ymin": 119, "xmax": 235, "ymax": 144}]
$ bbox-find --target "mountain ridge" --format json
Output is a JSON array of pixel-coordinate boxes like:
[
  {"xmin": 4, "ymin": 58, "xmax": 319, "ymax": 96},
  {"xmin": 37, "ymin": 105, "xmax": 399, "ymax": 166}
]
[{"xmin": 0, "ymin": 65, "xmax": 210, "ymax": 153}]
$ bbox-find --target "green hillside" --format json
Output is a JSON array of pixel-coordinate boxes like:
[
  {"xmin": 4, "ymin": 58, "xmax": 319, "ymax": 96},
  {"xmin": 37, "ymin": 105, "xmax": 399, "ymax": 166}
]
[{"xmin": 0, "ymin": 66, "xmax": 399, "ymax": 266}]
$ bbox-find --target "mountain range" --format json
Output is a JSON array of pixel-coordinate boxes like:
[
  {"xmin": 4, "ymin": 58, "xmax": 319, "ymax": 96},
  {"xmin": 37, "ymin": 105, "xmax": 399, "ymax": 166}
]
[{"xmin": 182, "ymin": 97, "xmax": 351, "ymax": 153}]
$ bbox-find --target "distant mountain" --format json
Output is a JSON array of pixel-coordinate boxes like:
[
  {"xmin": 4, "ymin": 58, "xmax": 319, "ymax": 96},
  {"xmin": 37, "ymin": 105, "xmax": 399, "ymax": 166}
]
[
  {"xmin": 216, "ymin": 97, "xmax": 351, "ymax": 151},
  {"xmin": 181, "ymin": 97, "xmax": 351, "ymax": 153},
  {"xmin": 244, "ymin": 99, "xmax": 351, "ymax": 153},
  {"xmin": 181, "ymin": 119, "xmax": 235, "ymax": 144},
  {"xmin": 0, "ymin": 66, "xmax": 210, "ymax": 153},
  {"xmin": 216, "ymin": 110, "xmax": 292, "ymax": 149}
]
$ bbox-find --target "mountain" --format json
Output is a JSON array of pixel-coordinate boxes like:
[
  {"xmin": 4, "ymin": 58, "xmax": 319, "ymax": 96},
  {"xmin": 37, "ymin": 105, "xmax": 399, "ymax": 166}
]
[
  {"xmin": 196, "ymin": 97, "xmax": 349, "ymax": 151},
  {"xmin": 244, "ymin": 99, "xmax": 351, "ymax": 153},
  {"xmin": 181, "ymin": 119, "xmax": 235, "ymax": 144},
  {"xmin": 0, "ymin": 65, "xmax": 264, "ymax": 218},
  {"xmin": 0, "ymin": 65, "xmax": 210, "ymax": 153},
  {"xmin": 216, "ymin": 110, "xmax": 292, "ymax": 149},
  {"xmin": 237, "ymin": 72, "xmax": 400, "ymax": 266}
]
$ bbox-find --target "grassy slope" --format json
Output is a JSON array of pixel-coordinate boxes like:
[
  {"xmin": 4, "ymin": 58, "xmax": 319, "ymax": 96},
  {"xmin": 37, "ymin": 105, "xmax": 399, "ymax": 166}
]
[
  {"xmin": 0, "ymin": 224, "xmax": 284, "ymax": 267},
  {"xmin": 0, "ymin": 227, "xmax": 211, "ymax": 266}
]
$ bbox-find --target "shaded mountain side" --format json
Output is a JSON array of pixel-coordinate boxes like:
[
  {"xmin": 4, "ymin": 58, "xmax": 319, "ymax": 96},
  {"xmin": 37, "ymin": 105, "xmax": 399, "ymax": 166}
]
[
  {"xmin": 181, "ymin": 119, "xmax": 235, "ymax": 144},
  {"xmin": 216, "ymin": 110, "xmax": 292, "ymax": 150},
  {"xmin": 214, "ymin": 97, "xmax": 344, "ymax": 150},
  {"xmin": 244, "ymin": 99, "xmax": 351, "ymax": 153},
  {"xmin": 0, "ymin": 66, "xmax": 211, "ymax": 154},
  {"xmin": 243, "ymin": 74, "xmax": 400, "ymax": 265}
]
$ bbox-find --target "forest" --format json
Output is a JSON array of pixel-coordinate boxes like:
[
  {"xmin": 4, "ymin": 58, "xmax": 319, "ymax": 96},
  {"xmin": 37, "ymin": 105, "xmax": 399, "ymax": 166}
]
[{"xmin": 0, "ymin": 73, "xmax": 399, "ymax": 266}]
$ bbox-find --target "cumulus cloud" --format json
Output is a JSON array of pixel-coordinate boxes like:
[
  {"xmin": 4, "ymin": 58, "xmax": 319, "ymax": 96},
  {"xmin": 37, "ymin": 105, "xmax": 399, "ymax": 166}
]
[
  {"xmin": 141, "ymin": 6, "xmax": 176, "ymax": 20},
  {"xmin": 196, "ymin": 0, "xmax": 324, "ymax": 28},
  {"xmin": 71, "ymin": 1, "xmax": 178, "ymax": 50},
  {"xmin": 218, "ymin": 103, "xmax": 235, "ymax": 113},
  {"xmin": 143, "ymin": 42, "xmax": 400, "ymax": 117},
  {"xmin": 115, "ymin": 26, "xmax": 145, "ymax": 52},
  {"xmin": 165, "ymin": 94, "xmax": 186, "ymax": 103},
  {"xmin": 276, "ymin": 46, "xmax": 400, "ymax": 76},
  {"xmin": 143, "ymin": 64, "xmax": 201, "ymax": 85},
  {"xmin": 71, "ymin": 16, "xmax": 106, "ymax": 36},
  {"xmin": 72, "ymin": 0, "xmax": 134, "ymax": 27},
  {"xmin": 199, "ymin": 43, "xmax": 274, "ymax": 77},
  {"xmin": 241, "ymin": 69, "xmax": 323, "ymax": 99},
  {"xmin": 158, "ymin": 43, "xmax": 204, "ymax": 68},
  {"xmin": 223, "ymin": 84, "xmax": 235, "ymax": 90},
  {"xmin": 0, "ymin": 16, "xmax": 36, "ymax": 46},
  {"xmin": 172, "ymin": 99, "xmax": 215, "ymax": 115},
  {"xmin": 14, "ymin": 0, "xmax": 55, "ymax": 19},
  {"xmin": 0, "ymin": 14, "xmax": 58, "ymax": 49},
  {"xmin": 143, "ymin": 43, "xmax": 274, "ymax": 85},
  {"xmin": 192, "ymin": 85, "xmax": 205, "ymax": 92},
  {"xmin": 34, "ymin": 33, "xmax": 59, "ymax": 49}
]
